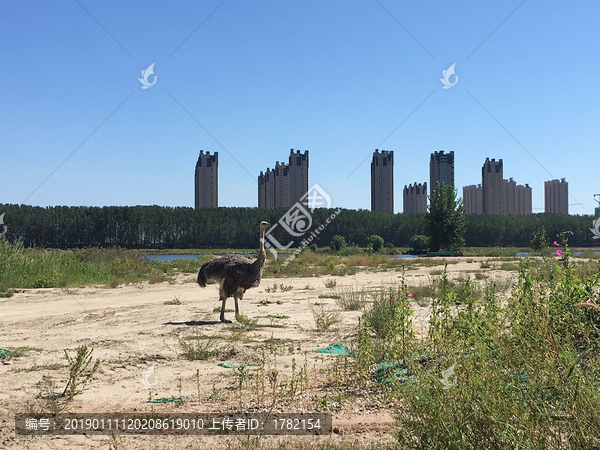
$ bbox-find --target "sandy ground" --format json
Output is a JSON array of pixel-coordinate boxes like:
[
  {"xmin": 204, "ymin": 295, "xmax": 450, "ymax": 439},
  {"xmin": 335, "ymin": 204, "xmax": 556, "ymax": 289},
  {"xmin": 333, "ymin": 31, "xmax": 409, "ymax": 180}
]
[{"xmin": 0, "ymin": 258, "xmax": 512, "ymax": 449}]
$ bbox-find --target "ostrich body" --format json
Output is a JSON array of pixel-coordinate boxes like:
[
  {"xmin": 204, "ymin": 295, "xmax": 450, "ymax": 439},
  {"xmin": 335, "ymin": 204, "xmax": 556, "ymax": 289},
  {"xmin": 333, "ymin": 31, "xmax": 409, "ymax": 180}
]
[{"xmin": 197, "ymin": 221, "xmax": 269, "ymax": 323}]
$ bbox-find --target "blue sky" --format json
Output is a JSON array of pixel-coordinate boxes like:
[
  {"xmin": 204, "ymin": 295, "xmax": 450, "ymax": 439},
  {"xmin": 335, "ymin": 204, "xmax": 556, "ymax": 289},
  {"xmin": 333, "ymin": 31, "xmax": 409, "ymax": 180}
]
[{"xmin": 1, "ymin": 0, "xmax": 598, "ymax": 213}]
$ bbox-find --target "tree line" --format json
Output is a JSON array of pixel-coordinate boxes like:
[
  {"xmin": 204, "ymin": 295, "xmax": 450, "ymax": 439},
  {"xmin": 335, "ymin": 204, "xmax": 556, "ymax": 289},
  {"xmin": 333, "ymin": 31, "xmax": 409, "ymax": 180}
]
[{"xmin": 0, "ymin": 204, "xmax": 598, "ymax": 249}]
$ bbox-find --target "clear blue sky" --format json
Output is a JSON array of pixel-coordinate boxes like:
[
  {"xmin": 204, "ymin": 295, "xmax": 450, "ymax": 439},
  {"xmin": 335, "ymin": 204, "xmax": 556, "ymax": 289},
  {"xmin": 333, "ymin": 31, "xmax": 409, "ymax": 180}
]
[{"xmin": 1, "ymin": 0, "xmax": 598, "ymax": 213}]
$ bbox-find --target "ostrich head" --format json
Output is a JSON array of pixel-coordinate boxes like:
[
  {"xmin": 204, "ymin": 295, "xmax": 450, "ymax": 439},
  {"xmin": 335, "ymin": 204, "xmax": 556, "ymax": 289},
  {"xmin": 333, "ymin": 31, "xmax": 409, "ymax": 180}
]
[{"xmin": 258, "ymin": 221, "xmax": 270, "ymax": 258}]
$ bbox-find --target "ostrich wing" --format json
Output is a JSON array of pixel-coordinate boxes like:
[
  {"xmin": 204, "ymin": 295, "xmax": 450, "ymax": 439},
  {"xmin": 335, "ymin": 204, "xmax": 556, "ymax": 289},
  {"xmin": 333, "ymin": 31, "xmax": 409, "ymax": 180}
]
[{"xmin": 203, "ymin": 254, "xmax": 260, "ymax": 288}]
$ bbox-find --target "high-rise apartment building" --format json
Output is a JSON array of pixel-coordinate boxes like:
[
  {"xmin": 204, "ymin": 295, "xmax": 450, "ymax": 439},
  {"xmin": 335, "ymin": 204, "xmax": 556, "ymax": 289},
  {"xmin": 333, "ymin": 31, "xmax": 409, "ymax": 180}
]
[
  {"xmin": 258, "ymin": 169, "xmax": 268, "ymax": 208},
  {"xmin": 463, "ymin": 184, "xmax": 483, "ymax": 214},
  {"xmin": 430, "ymin": 151, "xmax": 455, "ymax": 193},
  {"xmin": 502, "ymin": 178, "xmax": 532, "ymax": 216},
  {"xmin": 544, "ymin": 179, "xmax": 569, "ymax": 214},
  {"xmin": 258, "ymin": 168, "xmax": 277, "ymax": 208},
  {"xmin": 503, "ymin": 178, "xmax": 517, "ymax": 216},
  {"xmin": 473, "ymin": 159, "xmax": 531, "ymax": 216},
  {"xmin": 194, "ymin": 151, "xmax": 218, "ymax": 208},
  {"xmin": 482, "ymin": 158, "xmax": 504, "ymax": 215},
  {"xmin": 371, "ymin": 150, "xmax": 394, "ymax": 213},
  {"xmin": 288, "ymin": 149, "xmax": 309, "ymax": 207},
  {"xmin": 516, "ymin": 183, "xmax": 532, "ymax": 215},
  {"xmin": 403, "ymin": 183, "xmax": 427, "ymax": 214},
  {"xmin": 258, "ymin": 149, "xmax": 308, "ymax": 208},
  {"xmin": 273, "ymin": 162, "xmax": 289, "ymax": 208}
]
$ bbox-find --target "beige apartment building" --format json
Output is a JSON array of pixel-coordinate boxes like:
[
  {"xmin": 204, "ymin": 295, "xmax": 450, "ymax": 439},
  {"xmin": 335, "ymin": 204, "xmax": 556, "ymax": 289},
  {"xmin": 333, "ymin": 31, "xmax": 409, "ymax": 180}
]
[
  {"xmin": 403, "ymin": 182, "xmax": 427, "ymax": 213},
  {"xmin": 516, "ymin": 182, "xmax": 532, "ymax": 215},
  {"xmin": 463, "ymin": 184, "xmax": 483, "ymax": 214},
  {"xmin": 474, "ymin": 158, "xmax": 531, "ymax": 215},
  {"xmin": 288, "ymin": 149, "xmax": 309, "ymax": 206},
  {"xmin": 258, "ymin": 149, "xmax": 308, "ymax": 208},
  {"xmin": 430, "ymin": 151, "xmax": 455, "ymax": 193},
  {"xmin": 544, "ymin": 178, "xmax": 569, "ymax": 214},
  {"xmin": 371, "ymin": 150, "xmax": 394, "ymax": 213},
  {"xmin": 502, "ymin": 178, "xmax": 532, "ymax": 215},
  {"xmin": 482, "ymin": 158, "xmax": 504, "ymax": 214},
  {"xmin": 194, "ymin": 151, "xmax": 218, "ymax": 208}
]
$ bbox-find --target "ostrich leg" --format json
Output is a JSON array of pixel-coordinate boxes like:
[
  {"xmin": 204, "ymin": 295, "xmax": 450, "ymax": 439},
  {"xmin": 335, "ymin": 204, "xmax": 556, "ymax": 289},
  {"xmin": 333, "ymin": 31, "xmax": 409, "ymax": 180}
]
[
  {"xmin": 219, "ymin": 297, "xmax": 232, "ymax": 323},
  {"xmin": 234, "ymin": 295, "xmax": 241, "ymax": 321},
  {"xmin": 219, "ymin": 284, "xmax": 231, "ymax": 324},
  {"xmin": 234, "ymin": 288, "xmax": 246, "ymax": 322}
]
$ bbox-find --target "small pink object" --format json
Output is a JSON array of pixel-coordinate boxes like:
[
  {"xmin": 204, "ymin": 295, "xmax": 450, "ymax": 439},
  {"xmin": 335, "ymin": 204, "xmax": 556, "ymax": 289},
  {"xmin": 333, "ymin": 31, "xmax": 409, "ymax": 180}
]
[
  {"xmin": 409, "ymin": 303, "xmax": 412, "ymax": 308},
  {"xmin": 408, "ymin": 292, "xmax": 413, "ymax": 297},
  {"xmin": 553, "ymin": 240, "xmax": 558, "ymax": 246},
  {"xmin": 576, "ymin": 300, "xmax": 599, "ymax": 309},
  {"xmin": 556, "ymin": 250, "xmax": 563, "ymax": 256}
]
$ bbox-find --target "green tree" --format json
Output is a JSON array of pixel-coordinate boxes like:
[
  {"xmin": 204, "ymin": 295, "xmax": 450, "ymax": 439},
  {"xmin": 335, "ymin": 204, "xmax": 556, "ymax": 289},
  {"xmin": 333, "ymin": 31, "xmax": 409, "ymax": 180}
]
[
  {"xmin": 367, "ymin": 234, "xmax": 384, "ymax": 252},
  {"xmin": 530, "ymin": 226, "xmax": 548, "ymax": 252},
  {"xmin": 1, "ymin": 203, "xmax": 598, "ymax": 249},
  {"xmin": 330, "ymin": 235, "xmax": 347, "ymax": 251},
  {"xmin": 425, "ymin": 183, "xmax": 466, "ymax": 251},
  {"xmin": 409, "ymin": 235, "xmax": 430, "ymax": 252}
]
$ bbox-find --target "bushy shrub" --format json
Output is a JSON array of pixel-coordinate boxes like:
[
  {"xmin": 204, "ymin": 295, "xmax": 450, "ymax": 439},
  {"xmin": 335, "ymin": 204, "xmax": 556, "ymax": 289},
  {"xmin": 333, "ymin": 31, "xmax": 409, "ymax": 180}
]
[
  {"xmin": 367, "ymin": 235, "xmax": 385, "ymax": 252},
  {"xmin": 531, "ymin": 226, "xmax": 548, "ymax": 252},
  {"xmin": 362, "ymin": 281, "xmax": 415, "ymax": 363},
  {"xmin": 409, "ymin": 234, "xmax": 429, "ymax": 252},
  {"xmin": 335, "ymin": 286, "xmax": 369, "ymax": 311},
  {"xmin": 357, "ymin": 235, "xmax": 600, "ymax": 449},
  {"xmin": 330, "ymin": 235, "xmax": 347, "ymax": 252}
]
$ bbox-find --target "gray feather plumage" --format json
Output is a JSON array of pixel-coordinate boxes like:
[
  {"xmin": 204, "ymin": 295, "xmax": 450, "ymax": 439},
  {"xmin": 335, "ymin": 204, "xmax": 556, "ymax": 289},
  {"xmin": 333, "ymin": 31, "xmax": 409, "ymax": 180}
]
[{"xmin": 198, "ymin": 253, "xmax": 265, "ymax": 297}]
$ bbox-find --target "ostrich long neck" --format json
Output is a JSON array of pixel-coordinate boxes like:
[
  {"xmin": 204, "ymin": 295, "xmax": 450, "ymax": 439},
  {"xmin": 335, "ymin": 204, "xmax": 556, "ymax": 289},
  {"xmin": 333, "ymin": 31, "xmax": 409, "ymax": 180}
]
[{"xmin": 255, "ymin": 227, "xmax": 266, "ymax": 268}]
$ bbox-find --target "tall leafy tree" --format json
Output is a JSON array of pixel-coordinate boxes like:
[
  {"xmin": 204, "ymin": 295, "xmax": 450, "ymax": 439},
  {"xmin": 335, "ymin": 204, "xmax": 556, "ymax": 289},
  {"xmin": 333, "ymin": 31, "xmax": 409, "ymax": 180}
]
[
  {"xmin": 0, "ymin": 202, "xmax": 598, "ymax": 248},
  {"xmin": 426, "ymin": 183, "xmax": 466, "ymax": 251}
]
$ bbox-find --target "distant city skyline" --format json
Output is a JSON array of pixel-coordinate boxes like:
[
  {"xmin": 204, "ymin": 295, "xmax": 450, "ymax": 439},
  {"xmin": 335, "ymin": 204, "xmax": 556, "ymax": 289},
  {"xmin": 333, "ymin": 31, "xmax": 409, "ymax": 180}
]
[{"xmin": 195, "ymin": 148, "xmax": 584, "ymax": 216}]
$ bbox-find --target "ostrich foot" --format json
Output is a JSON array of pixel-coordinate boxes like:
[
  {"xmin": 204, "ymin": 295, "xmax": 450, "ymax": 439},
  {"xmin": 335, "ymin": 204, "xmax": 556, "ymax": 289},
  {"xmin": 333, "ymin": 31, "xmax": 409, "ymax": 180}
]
[
  {"xmin": 220, "ymin": 318, "xmax": 232, "ymax": 324},
  {"xmin": 236, "ymin": 314, "xmax": 249, "ymax": 324}
]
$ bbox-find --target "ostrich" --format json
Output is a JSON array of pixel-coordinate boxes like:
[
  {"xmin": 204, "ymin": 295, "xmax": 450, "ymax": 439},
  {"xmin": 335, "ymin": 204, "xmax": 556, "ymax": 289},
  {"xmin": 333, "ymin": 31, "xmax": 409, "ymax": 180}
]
[{"xmin": 197, "ymin": 221, "xmax": 270, "ymax": 323}]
